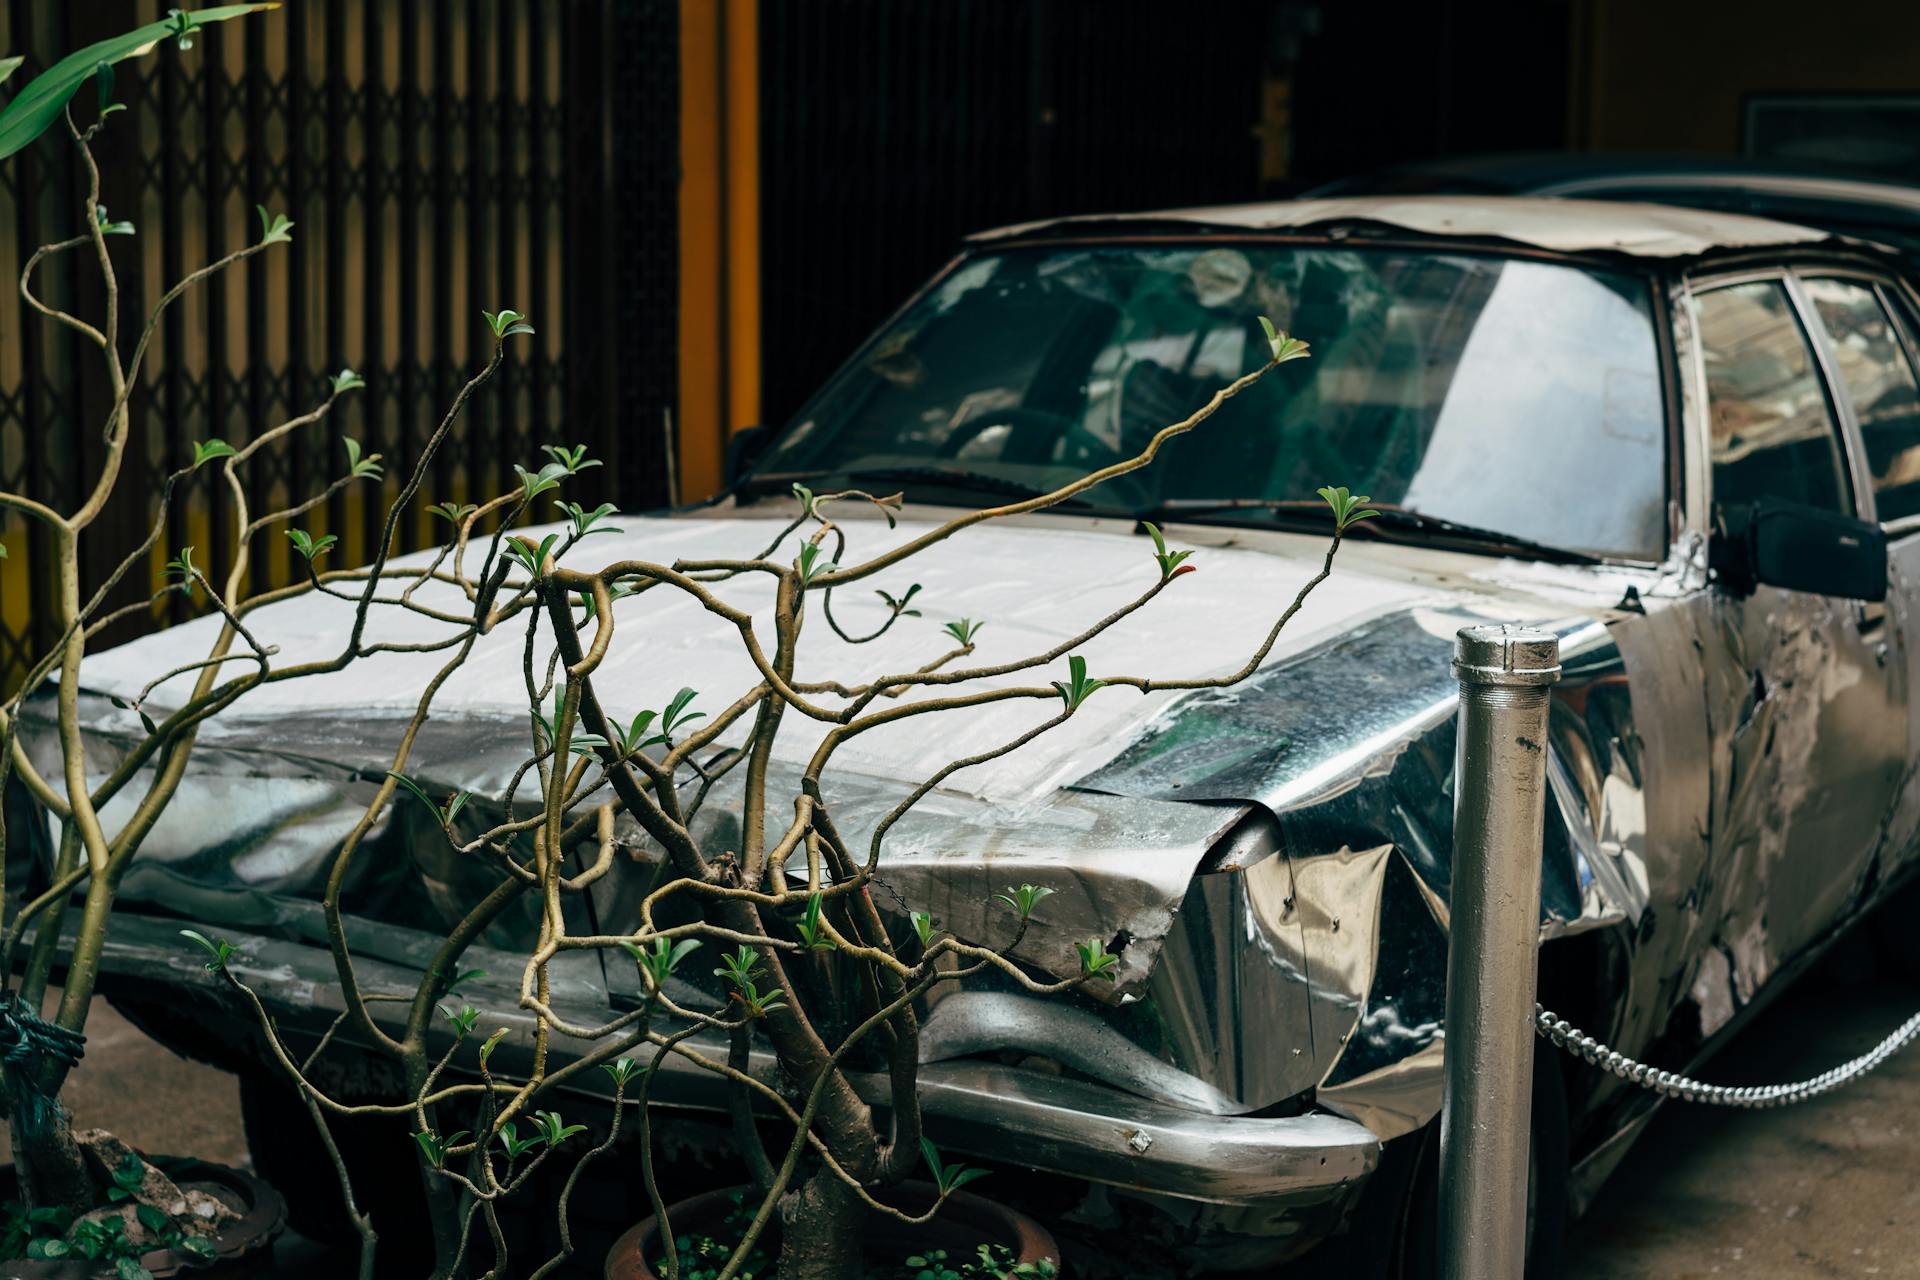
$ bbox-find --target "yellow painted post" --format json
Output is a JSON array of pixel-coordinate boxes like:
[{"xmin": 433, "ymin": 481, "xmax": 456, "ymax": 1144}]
[{"xmin": 676, "ymin": 0, "xmax": 760, "ymax": 504}]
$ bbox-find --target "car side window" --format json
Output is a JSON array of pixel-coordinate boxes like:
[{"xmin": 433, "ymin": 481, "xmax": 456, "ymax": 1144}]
[
  {"xmin": 1695, "ymin": 280, "xmax": 1851, "ymax": 516},
  {"xmin": 1801, "ymin": 276, "xmax": 1920, "ymax": 524}
]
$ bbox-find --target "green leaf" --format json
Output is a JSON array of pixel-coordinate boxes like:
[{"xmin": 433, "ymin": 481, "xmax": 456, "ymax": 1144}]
[
  {"xmin": 329, "ymin": 368, "xmax": 366, "ymax": 394},
  {"xmin": 602, "ymin": 1056, "xmax": 640, "ymax": 1088},
  {"xmin": 877, "ymin": 583, "xmax": 923, "ymax": 617},
  {"xmin": 483, "ymin": 307, "xmax": 534, "ymax": 339},
  {"xmin": 503, "ymin": 532, "xmax": 563, "ymax": 578},
  {"xmin": 912, "ymin": 911, "xmax": 935, "ymax": 947},
  {"xmin": 0, "ymin": 56, "xmax": 24, "ymax": 90},
  {"xmin": 254, "ymin": 202, "xmax": 294, "ymax": 244},
  {"xmin": 942, "ymin": 618, "xmax": 983, "ymax": 647},
  {"xmin": 513, "ymin": 460, "xmax": 569, "ymax": 500},
  {"xmin": 1256, "ymin": 315, "xmax": 1311, "ymax": 365},
  {"xmin": 0, "ymin": 7, "xmax": 280, "ymax": 163},
  {"xmin": 284, "ymin": 528, "xmax": 337, "ymax": 561},
  {"xmin": 661, "ymin": 687, "xmax": 703, "ymax": 735},
  {"xmin": 531, "ymin": 1110, "xmax": 587, "ymax": 1147},
  {"xmin": 0, "ymin": 541, "xmax": 8, "ymax": 560},
  {"xmin": 385, "ymin": 770, "xmax": 440, "ymax": 819},
  {"xmin": 342, "ymin": 436, "xmax": 383, "ymax": 479},
  {"xmin": 178, "ymin": 928, "xmax": 234, "ymax": 973},
  {"xmin": 1140, "ymin": 521, "xmax": 1194, "ymax": 581},
  {"xmin": 438, "ymin": 1002, "xmax": 480, "ymax": 1037},
  {"xmin": 133, "ymin": 1204, "xmax": 168, "ymax": 1236},
  {"xmin": 94, "ymin": 204, "xmax": 133, "ymax": 236},
  {"xmin": 993, "ymin": 884, "xmax": 1054, "ymax": 919},
  {"xmin": 1075, "ymin": 936, "xmax": 1120, "ymax": 982},
  {"xmin": 795, "ymin": 541, "xmax": 839, "ymax": 585},
  {"xmin": 540, "ymin": 443, "xmax": 600, "ymax": 474},
  {"xmin": 1314, "ymin": 485, "xmax": 1378, "ymax": 533},
  {"xmin": 794, "ymin": 893, "xmax": 836, "ymax": 952},
  {"xmin": 477, "ymin": 1026, "xmax": 510, "ymax": 1069},
  {"xmin": 559, "ymin": 500, "xmax": 621, "ymax": 540},
  {"xmin": 427, "ymin": 500, "xmax": 478, "ymax": 526},
  {"xmin": 192, "ymin": 439, "xmax": 237, "ymax": 468},
  {"xmin": 1051, "ymin": 654, "xmax": 1105, "ymax": 710}
]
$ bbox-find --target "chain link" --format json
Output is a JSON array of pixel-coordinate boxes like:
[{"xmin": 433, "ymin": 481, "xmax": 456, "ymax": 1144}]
[{"xmin": 1534, "ymin": 1003, "xmax": 1920, "ymax": 1108}]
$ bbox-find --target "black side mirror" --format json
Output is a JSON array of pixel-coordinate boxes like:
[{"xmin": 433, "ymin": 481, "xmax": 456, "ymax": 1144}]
[
  {"xmin": 724, "ymin": 424, "xmax": 773, "ymax": 491},
  {"xmin": 1712, "ymin": 499, "xmax": 1887, "ymax": 602}
]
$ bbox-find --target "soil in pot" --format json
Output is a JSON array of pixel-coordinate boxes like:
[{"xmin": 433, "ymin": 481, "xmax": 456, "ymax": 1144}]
[
  {"xmin": 0, "ymin": 1150, "xmax": 286, "ymax": 1279},
  {"xmin": 604, "ymin": 1181, "xmax": 1060, "ymax": 1280}
]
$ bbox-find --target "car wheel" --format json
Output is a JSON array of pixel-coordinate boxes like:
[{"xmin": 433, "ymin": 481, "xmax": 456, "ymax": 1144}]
[{"xmin": 1320, "ymin": 1047, "xmax": 1569, "ymax": 1280}]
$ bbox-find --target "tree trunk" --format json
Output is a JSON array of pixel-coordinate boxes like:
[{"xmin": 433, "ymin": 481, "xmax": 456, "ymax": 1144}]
[
  {"xmin": 10, "ymin": 1101, "xmax": 94, "ymax": 1215},
  {"xmin": 776, "ymin": 1167, "xmax": 867, "ymax": 1280}
]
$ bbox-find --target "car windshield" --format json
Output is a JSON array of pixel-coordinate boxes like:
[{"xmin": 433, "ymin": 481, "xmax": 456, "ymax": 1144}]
[{"xmin": 755, "ymin": 243, "xmax": 1668, "ymax": 560}]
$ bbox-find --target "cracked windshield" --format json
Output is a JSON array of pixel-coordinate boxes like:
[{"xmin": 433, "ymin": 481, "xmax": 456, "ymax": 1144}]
[{"xmin": 756, "ymin": 243, "xmax": 1667, "ymax": 560}]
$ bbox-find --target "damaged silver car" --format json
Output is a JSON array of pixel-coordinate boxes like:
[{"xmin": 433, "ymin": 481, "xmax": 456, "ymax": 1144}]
[{"xmin": 23, "ymin": 195, "xmax": 1920, "ymax": 1275}]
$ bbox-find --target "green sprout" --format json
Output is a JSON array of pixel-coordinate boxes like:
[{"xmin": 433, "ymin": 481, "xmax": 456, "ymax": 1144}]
[
  {"xmin": 192, "ymin": 439, "xmax": 237, "ymax": 469},
  {"xmin": 503, "ymin": 532, "xmax": 562, "ymax": 578},
  {"xmin": 1052, "ymin": 654, "xmax": 1104, "ymax": 709},
  {"xmin": 384, "ymin": 771, "xmax": 471, "ymax": 831},
  {"xmin": 530, "ymin": 1110, "xmax": 587, "ymax": 1147},
  {"xmin": 1075, "ymin": 936, "xmax": 1121, "ymax": 983},
  {"xmin": 920, "ymin": 1137, "xmax": 990, "ymax": 1196},
  {"xmin": 794, "ymin": 893, "xmax": 837, "ymax": 952},
  {"xmin": 255, "ymin": 204, "xmax": 294, "ymax": 245},
  {"xmin": 411, "ymin": 1129, "xmax": 466, "ymax": 1170},
  {"xmin": 877, "ymin": 583, "xmax": 923, "ymax": 617},
  {"xmin": 179, "ymin": 929, "xmax": 234, "ymax": 973},
  {"xmin": 559, "ymin": 501, "xmax": 621, "ymax": 541},
  {"xmin": 482, "ymin": 307, "xmax": 535, "ymax": 339},
  {"xmin": 994, "ymin": 884, "xmax": 1054, "ymax": 919},
  {"xmin": 437, "ymin": 1003, "xmax": 480, "ymax": 1037},
  {"xmin": 622, "ymin": 936, "xmax": 703, "ymax": 992},
  {"xmin": 513, "ymin": 460, "xmax": 568, "ymax": 501},
  {"xmin": 943, "ymin": 618, "xmax": 984, "ymax": 647},
  {"xmin": 1256, "ymin": 315, "xmax": 1311, "ymax": 364},
  {"xmin": 540, "ymin": 443, "xmax": 599, "ymax": 474},
  {"xmin": 1141, "ymin": 522, "xmax": 1194, "ymax": 580},
  {"xmin": 284, "ymin": 529, "xmax": 336, "ymax": 562},
  {"xmin": 342, "ymin": 437, "xmax": 383, "ymax": 480},
  {"xmin": 1316, "ymin": 484, "xmax": 1379, "ymax": 533},
  {"xmin": 796, "ymin": 541, "xmax": 839, "ymax": 585},
  {"xmin": 330, "ymin": 368, "xmax": 366, "ymax": 394}
]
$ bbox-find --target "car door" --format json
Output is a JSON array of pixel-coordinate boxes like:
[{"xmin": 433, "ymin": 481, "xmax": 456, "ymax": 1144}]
[
  {"xmin": 1795, "ymin": 270, "xmax": 1920, "ymax": 892},
  {"xmin": 1690, "ymin": 272, "xmax": 1908, "ymax": 966}
]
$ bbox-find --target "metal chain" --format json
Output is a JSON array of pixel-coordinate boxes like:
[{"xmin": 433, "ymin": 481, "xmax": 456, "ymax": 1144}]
[{"xmin": 1534, "ymin": 1003, "xmax": 1920, "ymax": 1108}]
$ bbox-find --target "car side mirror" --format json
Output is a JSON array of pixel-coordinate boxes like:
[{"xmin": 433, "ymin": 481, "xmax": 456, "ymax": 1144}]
[
  {"xmin": 1711, "ymin": 499, "xmax": 1887, "ymax": 602},
  {"xmin": 724, "ymin": 424, "xmax": 773, "ymax": 490}
]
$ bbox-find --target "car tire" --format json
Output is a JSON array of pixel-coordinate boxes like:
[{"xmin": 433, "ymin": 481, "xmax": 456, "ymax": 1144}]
[{"xmin": 1321, "ymin": 1047, "xmax": 1569, "ymax": 1280}]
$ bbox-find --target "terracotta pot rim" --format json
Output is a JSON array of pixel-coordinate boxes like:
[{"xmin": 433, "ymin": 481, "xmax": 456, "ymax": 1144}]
[
  {"xmin": 603, "ymin": 1180, "xmax": 1060, "ymax": 1280},
  {"xmin": 0, "ymin": 1155, "xmax": 286, "ymax": 1278}
]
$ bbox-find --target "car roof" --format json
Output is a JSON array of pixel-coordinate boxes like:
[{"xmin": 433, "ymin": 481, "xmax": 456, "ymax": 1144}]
[
  {"xmin": 1306, "ymin": 150, "xmax": 1920, "ymax": 212},
  {"xmin": 969, "ymin": 194, "xmax": 1833, "ymax": 262}
]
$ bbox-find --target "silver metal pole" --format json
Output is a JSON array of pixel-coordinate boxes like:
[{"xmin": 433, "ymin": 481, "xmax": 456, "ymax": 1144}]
[{"xmin": 1440, "ymin": 624, "xmax": 1561, "ymax": 1280}]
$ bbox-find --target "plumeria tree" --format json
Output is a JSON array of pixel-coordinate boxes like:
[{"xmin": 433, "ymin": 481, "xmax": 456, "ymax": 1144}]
[
  {"xmin": 0, "ymin": 8, "xmax": 540, "ymax": 1271},
  {"xmin": 187, "ymin": 301, "xmax": 1372, "ymax": 1279}
]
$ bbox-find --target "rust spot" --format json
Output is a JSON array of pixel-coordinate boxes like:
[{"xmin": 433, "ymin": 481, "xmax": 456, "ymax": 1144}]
[{"xmin": 1515, "ymin": 735, "xmax": 1542, "ymax": 753}]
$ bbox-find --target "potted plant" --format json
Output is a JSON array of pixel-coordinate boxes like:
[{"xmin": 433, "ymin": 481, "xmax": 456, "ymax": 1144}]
[
  {"xmin": 167, "ymin": 272, "xmax": 1369, "ymax": 1276},
  {"xmin": 0, "ymin": 7, "xmax": 534, "ymax": 1274}
]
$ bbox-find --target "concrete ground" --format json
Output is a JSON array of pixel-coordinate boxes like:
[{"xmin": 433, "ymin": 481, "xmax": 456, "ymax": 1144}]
[{"xmin": 19, "ymin": 955, "xmax": 1920, "ymax": 1278}]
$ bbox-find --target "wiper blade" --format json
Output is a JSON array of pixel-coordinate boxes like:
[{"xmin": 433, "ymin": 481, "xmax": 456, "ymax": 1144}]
[
  {"xmin": 746, "ymin": 466, "xmax": 1127, "ymax": 514},
  {"xmin": 1150, "ymin": 498, "xmax": 1604, "ymax": 566}
]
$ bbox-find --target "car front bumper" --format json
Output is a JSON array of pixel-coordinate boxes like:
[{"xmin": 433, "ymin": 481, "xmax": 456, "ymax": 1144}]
[{"xmin": 85, "ymin": 914, "xmax": 1379, "ymax": 1232}]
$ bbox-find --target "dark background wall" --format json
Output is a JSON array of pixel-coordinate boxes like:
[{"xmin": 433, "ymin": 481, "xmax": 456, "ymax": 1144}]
[{"xmin": 753, "ymin": 0, "xmax": 1576, "ymax": 431}]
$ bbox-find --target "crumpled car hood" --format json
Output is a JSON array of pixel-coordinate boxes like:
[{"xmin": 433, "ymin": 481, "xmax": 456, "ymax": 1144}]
[{"xmin": 32, "ymin": 508, "xmax": 1645, "ymax": 1004}]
